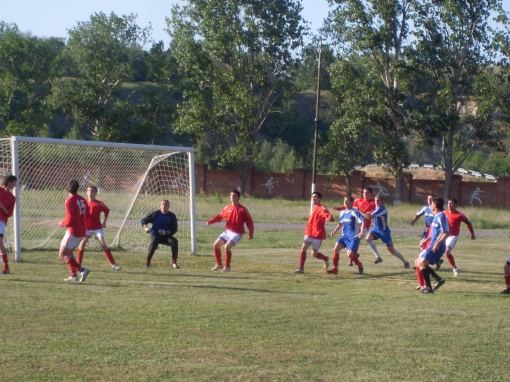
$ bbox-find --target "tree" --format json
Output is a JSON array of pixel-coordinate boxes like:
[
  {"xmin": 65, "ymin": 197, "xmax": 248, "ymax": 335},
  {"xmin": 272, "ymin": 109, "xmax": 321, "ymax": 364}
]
[
  {"xmin": 411, "ymin": 0, "xmax": 510, "ymax": 199},
  {"xmin": 58, "ymin": 12, "xmax": 151, "ymax": 140},
  {"xmin": 326, "ymin": 0, "xmax": 416, "ymax": 203},
  {"xmin": 0, "ymin": 28, "xmax": 64, "ymax": 136},
  {"xmin": 168, "ymin": 0, "xmax": 306, "ymax": 193}
]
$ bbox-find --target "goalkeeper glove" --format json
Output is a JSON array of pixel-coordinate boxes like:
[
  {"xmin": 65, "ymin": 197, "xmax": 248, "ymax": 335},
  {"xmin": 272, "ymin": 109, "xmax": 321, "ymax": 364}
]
[{"xmin": 144, "ymin": 226, "xmax": 152, "ymax": 233}]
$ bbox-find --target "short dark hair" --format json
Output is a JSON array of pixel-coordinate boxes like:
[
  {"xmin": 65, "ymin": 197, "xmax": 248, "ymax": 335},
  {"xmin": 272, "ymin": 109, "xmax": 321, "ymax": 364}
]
[
  {"xmin": 448, "ymin": 198, "xmax": 458, "ymax": 205},
  {"xmin": 364, "ymin": 187, "xmax": 373, "ymax": 194},
  {"xmin": 87, "ymin": 185, "xmax": 98, "ymax": 193},
  {"xmin": 375, "ymin": 194, "xmax": 384, "ymax": 202},
  {"xmin": 432, "ymin": 196, "xmax": 444, "ymax": 211},
  {"xmin": 312, "ymin": 191, "xmax": 322, "ymax": 199},
  {"xmin": 231, "ymin": 190, "xmax": 241, "ymax": 198},
  {"xmin": 344, "ymin": 196, "xmax": 354, "ymax": 202},
  {"xmin": 66, "ymin": 180, "xmax": 80, "ymax": 194},
  {"xmin": 3, "ymin": 175, "xmax": 17, "ymax": 187}
]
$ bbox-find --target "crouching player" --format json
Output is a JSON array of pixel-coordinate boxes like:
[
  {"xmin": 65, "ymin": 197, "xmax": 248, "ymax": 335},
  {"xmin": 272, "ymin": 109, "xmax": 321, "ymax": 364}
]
[
  {"xmin": 328, "ymin": 196, "xmax": 365, "ymax": 275},
  {"xmin": 415, "ymin": 197, "xmax": 449, "ymax": 294}
]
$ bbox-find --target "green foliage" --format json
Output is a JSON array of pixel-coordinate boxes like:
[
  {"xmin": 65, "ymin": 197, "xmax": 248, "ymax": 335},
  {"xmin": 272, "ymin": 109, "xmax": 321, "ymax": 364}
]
[{"xmin": 253, "ymin": 139, "xmax": 304, "ymax": 173}]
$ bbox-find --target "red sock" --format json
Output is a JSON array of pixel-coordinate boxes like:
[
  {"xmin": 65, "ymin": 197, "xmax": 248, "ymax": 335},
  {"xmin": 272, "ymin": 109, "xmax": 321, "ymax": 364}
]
[
  {"xmin": 225, "ymin": 251, "xmax": 232, "ymax": 267},
  {"xmin": 64, "ymin": 255, "xmax": 83, "ymax": 274},
  {"xmin": 1, "ymin": 253, "xmax": 8, "ymax": 270},
  {"xmin": 351, "ymin": 254, "xmax": 362, "ymax": 268},
  {"xmin": 298, "ymin": 250, "xmax": 306, "ymax": 269},
  {"xmin": 504, "ymin": 273, "xmax": 510, "ymax": 289},
  {"xmin": 446, "ymin": 253, "xmax": 457, "ymax": 268},
  {"xmin": 104, "ymin": 249, "xmax": 115, "ymax": 265},
  {"xmin": 214, "ymin": 248, "xmax": 222, "ymax": 266},
  {"xmin": 416, "ymin": 267, "xmax": 425, "ymax": 286},
  {"xmin": 332, "ymin": 253, "xmax": 339, "ymax": 268},
  {"xmin": 77, "ymin": 249, "xmax": 84, "ymax": 265},
  {"xmin": 316, "ymin": 252, "xmax": 328, "ymax": 261}
]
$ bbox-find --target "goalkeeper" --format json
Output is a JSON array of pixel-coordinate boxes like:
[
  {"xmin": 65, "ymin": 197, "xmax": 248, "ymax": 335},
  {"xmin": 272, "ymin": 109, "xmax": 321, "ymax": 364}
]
[{"xmin": 141, "ymin": 199, "xmax": 179, "ymax": 269}]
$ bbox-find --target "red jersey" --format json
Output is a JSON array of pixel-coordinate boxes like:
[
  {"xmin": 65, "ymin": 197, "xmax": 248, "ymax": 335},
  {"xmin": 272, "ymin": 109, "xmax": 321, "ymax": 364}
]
[
  {"xmin": 85, "ymin": 199, "xmax": 110, "ymax": 230},
  {"xmin": 305, "ymin": 204, "xmax": 333, "ymax": 240},
  {"xmin": 208, "ymin": 203, "xmax": 254, "ymax": 236},
  {"xmin": 353, "ymin": 198, "xmax": 375, "ymax": 229},
  {"xmin": 60, "ymin": 194, "xmax": 88, "ymax": 237},
  {"xmin": 0, "ymin": 187, "xmax": 16, "ymax": 224},
  {"xmin": 444, "ymin": 209, "xmax": 474, "ymax": 236}
]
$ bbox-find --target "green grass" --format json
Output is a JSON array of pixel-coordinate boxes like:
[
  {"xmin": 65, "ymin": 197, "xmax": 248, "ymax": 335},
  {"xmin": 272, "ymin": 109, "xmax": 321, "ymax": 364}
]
[{"xmin": 1, "ymin": 224, "xmax": 508, "ymax": 381}]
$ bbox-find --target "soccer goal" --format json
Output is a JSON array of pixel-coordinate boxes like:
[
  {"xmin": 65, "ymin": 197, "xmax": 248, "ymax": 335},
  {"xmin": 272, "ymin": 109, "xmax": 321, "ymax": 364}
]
[{"xmin": 0, "ymin": 136, "xmax": 196, "ymax": 261}]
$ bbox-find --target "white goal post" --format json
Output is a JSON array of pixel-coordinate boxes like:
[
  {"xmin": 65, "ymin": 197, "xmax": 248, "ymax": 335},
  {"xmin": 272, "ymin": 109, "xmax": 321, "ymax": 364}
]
[{"xmin": 0, "ymin": 136, "xmax": 196, "ymax": 261}]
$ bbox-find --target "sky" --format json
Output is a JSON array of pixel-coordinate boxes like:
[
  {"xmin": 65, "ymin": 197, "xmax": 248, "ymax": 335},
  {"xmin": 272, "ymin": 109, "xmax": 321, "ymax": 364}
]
[{"xmin": 2, "ymin": 0, "xmax": 332, "ymax": 46}]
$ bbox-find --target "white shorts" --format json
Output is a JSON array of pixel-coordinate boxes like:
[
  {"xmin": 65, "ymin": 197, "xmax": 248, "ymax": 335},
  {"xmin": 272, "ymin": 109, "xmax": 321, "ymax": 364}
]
[
  {"xmin": 304, "ymin": 236, "xmax": 323, "ymax": 250},
  {"xmin": 60, "ymin": 231, "xmax": 85, "ymax": 249},
  {"xmin": 86, "ymin": 229, "xmax": 105, "ymax": 239},
  {"xmin": 445, "ymin": 235, "xmax": 458, "ymax": 249},
  {"xmin": 219, "ymin": 229, "xmax": 243, "ymax": 245},
  {"xmin": 0, "ymin": 221, "xmax": 5, "ymax": 236}
]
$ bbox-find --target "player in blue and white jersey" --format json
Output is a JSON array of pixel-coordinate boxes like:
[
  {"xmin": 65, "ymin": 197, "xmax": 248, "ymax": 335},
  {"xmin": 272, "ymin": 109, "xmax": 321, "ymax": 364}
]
[
  {"xmin": 410, "ymin": 193, "xmax": 436, "ymax": 250},
  {"xmin": 415, "ymin": 196, "xmax": 450, "ymax": 294},
  {"xmin": 360, "ymin": 195, "xmax": 410, "ymax": 268},
  {"xmin": 328, "ymin": 196, "xmax": 365, "ymax": 275}
]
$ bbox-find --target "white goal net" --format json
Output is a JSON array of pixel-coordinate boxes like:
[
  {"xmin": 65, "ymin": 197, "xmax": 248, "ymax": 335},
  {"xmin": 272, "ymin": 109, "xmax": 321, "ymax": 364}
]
[{"xmin": 0, "ymin": 137, "xmax": 196, "ymax": 261}]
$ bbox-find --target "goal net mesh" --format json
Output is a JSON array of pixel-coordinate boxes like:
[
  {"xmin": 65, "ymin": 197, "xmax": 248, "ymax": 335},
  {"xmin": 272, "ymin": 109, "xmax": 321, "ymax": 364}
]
[{"xmin": 0, "ymin": 138, "xmax": 193, "ymax": 255}]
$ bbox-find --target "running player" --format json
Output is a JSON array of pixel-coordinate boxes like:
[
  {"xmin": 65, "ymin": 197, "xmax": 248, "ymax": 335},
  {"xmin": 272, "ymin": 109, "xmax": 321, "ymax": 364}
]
[
  {"xmin": 359, "ymin": 195, "xmax": 410, "ymax": 268},
  {"xmin": 295, "ymin": 191, "xmax": 334, "ymax": 273},
  {"xmin": 0, "ymin": 175, "xmax": 17, "ymax": 274},
  {"xmin": 333, "ymin": 187, "xmax": 375, "ymax": 265},
  {"xmin": 207, "ymin": 190, "xmax": 254, "ymax": 272},
  {"xmin": 442, "ymin": 199, "xmax": 475, "ymax": 277},
  {"xmin": 328, "ymin": 196, "xmax": 365, "ymax": 275},
  {"xmin": 77, "ymin": 185, "xmax": 121, "ymax": 271},
  {"xmin": 59, "ymin": 180, "xmax": 90, "ymax": 283},
  {"xmin": 415, "ymin": 196, "xmax": 449, "ymax": 293}
]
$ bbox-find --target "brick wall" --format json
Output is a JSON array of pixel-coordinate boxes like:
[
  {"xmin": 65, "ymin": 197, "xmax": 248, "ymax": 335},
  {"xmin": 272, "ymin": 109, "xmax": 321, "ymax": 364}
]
[{"xmin": 196, "ymin": 166, "xmax": 510, "ymax": 208}]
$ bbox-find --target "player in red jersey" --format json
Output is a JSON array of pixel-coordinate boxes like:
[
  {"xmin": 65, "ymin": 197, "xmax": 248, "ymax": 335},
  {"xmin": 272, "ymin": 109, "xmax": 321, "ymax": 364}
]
[
  {"xmin": 502, "ymin": 256, "xmax": 510, "ymax": 294},
  {"xmin": 442, "ymin": 199, "xmax": 475, "ymax": 277},
  {"xmin": 58, "ymin": 180, "xmax": 90, "ymax": 283},
  {"xmin": 333, "ymin": 188, "xmax": 375, "ymax": 265},
  {"xmin": 77, "ymin": 185, "xmax": 120, "ymax": 271},
  {"xmin": 295, "ymin": 191, "xmax": 334, "ymax": 273},
  {"xmin": 0, "ymin": 175, "xmax": 17, "ymax": 274},
  {"xmin": 207, "ymin": 190, "xmax": 254, "ymax": 272}
]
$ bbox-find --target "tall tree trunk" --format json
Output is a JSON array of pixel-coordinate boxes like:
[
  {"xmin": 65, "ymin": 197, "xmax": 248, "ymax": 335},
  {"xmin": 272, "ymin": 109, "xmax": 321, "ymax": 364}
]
[{"xmin": 393, "ymin": 167, "xmax": 405, "ymax": 205}]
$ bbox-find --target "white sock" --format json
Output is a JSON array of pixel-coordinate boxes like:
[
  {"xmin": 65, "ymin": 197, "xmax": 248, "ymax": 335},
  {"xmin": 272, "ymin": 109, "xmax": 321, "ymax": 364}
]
[
  {"xmin": 367, "ymin": 240, "xmax": 381, "ymax": 259},
  {"xmin": 392, "ymin": 251, "xmax": 407, "ymax": 263}
]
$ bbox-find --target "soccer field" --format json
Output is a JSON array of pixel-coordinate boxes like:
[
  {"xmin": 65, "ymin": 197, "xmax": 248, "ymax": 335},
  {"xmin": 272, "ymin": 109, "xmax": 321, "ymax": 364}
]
[{"xmin": 0, "ymin": 225, "xmax": 508, "ymax": 381}]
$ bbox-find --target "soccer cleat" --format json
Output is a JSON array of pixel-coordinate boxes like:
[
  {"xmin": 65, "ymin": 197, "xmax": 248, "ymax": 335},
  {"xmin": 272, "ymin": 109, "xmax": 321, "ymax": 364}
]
[
  {"xmin": 453, "ymin": 268, "xmax": 460, "ymax": 277},
  {"xmin": 2, "ymin": 267, "xmax": 10, "ymax": 274},
  {"xmin": 501, "ymin": 289, "xmax": 510, "ymax": 294},
  {"xmin": 79, "ymin": 268, "xmax": 90, "ymax": 283},
  {"xmin": 358, "ymin": 266, "xmax": 364, "ymax": 275},
  {"xmin": 374, "ymin": 257, "xmax": 383, "ymax": 264},
  {"xmin": 422, "ymin": 288, "xmax": 434, "ymax": 294},
  {"xmin": 404, "ymin": 261, "xmax": 410, "ymax": 269},
  {"xmin": 327, "ymin": 268, "xmax": 338, "ymax": 275},
  {"xmin": 65, "ymin": 275, "xmax": 79, "ymax": 282},
  {"xmin": 348, "ymin": 261, "xmax": 353, "ymax": 266},
  {"xmin": 415, "ymin": 285, "xmax": 425, "ymax": 291},
  {"xmin": 324, "ymin": 257, "xmax": 330, "ymax": 270},
  {"xmin": 294, "ymin": 268, "xmax": 304, "ymax": 274},
  {"xmin": 433, "ymin": 279, "xmax": 446, "ymax": 291},
  {"xmin": 144, "ymin": 263, "xmax": 150, "ymax": 269},
  {"xmin": 436, "ymin": 258, "xmax": 444, "ymax": 270},
  {"xmin": 222, "ymin": 267, "xmax": 231, "ymax": 272},
  {"xmin": 211, "ymin": 264, "xmax": 223, "ymax": 271},
  {"xmin": 172, "ymin": 263, "xmax": 180, "ymax": 269},
  {"xmin": 111, "ymin": 264, "xmax": 121, "ymax": 271}
]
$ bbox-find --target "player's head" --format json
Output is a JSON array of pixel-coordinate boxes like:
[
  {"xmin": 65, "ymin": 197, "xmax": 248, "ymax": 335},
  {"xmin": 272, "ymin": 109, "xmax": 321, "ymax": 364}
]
[
  {"xmin": 447, "ymin": 198, "xmax": 458, "ymax": 211},
  {"xmin": 363, "ymin": 188, "xmax": 374, "ymax": 199},
  {"xmin": 432, "ymin": 196, "xmax": 444, "ymax": 212},
  {"xmin": 66, "ymin": 180, "xmax": 80, "ymax": 195},
  {"xmin": 3, "ymin": 175, "xmax": 17, "ymax": 189},
  {"xmin": 427, "ymin": 193, "xmax": 436, "ymax": 205},
  {"xmin": 375, "ymin": 194, "xmax": 384, "ymax": 205},
  {"xmin": 160, "ymin": 199, "xmax": 170, "ymax": 213},
  {"xmin": 87, "ymin": 185, "xmax": 98, "ymax": 199},
  {"xmin": 311, "ymin": 192, "xmax": 322, "ymax": 205},
  {"xmin": 230, "ymin": 190, "xmax": 241, "ymax": 204},
  {"xmin": 344, "ymin": 196, "xmax": 354, "ymax": 209}
]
